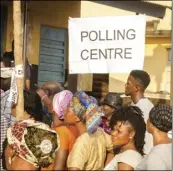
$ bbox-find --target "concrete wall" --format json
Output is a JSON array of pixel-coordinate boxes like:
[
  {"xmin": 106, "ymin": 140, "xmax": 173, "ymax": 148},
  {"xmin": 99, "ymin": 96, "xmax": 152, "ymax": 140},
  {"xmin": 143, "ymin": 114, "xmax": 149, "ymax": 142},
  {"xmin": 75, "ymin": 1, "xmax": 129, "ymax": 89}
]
[
  {"xmin": 4, "ymin": 1, "xmax": 172, "ymax": 94},
  {"xmin": 78, "ymin": 1, "xmax": 135, "ymax": 91},
  {"xmin": 78, "ymin": 1, "xmax": 172, "ymax": 93},
  {"xmin": 109, "ymin": 37, "xmax": 171, "ymax": 93},
  {"xmin": 5, "ymin": 1, "xmax": 81, "ymax": 67}
]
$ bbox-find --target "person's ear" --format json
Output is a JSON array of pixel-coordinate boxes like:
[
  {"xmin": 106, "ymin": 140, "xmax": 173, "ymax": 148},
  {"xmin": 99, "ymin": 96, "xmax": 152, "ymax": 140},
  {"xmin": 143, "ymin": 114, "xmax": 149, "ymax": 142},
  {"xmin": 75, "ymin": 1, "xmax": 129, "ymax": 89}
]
[
  {"xmin": 129, "ymin": 131, "xmax": 135, "ymax": 139},
  {"xmin": 147, "ymin": 120, "xmax": 154, "ymax": 129},
  {"xmin": 75, "ymin": 115, "xmax": 81, "ymax": 122},
  {"xmin": 110, "ymin": 107, "xmax": 115, "ymax": 113},
  {"xmin": 135, "ymin": 85, "xmax": 140, "ymax": 92}
]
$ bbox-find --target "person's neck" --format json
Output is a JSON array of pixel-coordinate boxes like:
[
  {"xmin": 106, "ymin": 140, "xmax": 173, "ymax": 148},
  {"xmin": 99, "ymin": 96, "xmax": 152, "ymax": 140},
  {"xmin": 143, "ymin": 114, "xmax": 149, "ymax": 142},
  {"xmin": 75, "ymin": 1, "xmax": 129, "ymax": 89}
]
[
  {"xmin": 152, "ymin": 131, "xmax": 172, "ymax": 146},
  {"xmin": 120, "ymin": 142, "xmax": 136, "ymax": 153},
  {"xmin": 75, "ymin": 121, "xmax": 87, "ymax": 136},
  {"xmin": 131, "ymin": 92, "xmax": 144, "ymax": 104},
  {"xmin": 107, "ymin": 114, "xmax": 113, "ymax": 121}
]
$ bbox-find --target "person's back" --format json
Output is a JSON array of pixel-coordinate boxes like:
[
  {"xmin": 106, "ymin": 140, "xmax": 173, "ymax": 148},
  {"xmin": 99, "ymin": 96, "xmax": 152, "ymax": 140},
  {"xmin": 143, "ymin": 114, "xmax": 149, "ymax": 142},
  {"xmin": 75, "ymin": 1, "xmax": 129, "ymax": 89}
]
[
  {"xmin": 55, "ymin": 125, "xmax": 78, "ymax": 151},
  {"xmin": 136, "ymin": 104, "xmax": 172, "ymax": 170},
  {"xmin": 131, "ymin": 98, "xmax": 153, "ymax": 122},
  {"xmin": 41, "ymin": 125, "xmax": 78, "ymax": 171},
  {"xmin": 125, "ymin": 70, "xmax": 154, "ymax": 154},
  {"xmin": 136, "ymin": 143, "xmax": 171, "ymax": 170},
  {"xmin": 67, "ymin": 127, "xmax": 113, "ymax": 170},
  {"xmin": 132, "ymin": 98, "xmax": 154, "ymax": 155}
]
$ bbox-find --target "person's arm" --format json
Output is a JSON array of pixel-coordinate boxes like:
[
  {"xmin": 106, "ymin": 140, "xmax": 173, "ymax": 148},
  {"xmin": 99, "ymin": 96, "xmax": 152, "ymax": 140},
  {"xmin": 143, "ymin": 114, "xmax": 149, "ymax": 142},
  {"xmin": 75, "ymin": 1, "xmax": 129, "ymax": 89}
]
[
  {"xmin": 53, "ymin": 127, "xmax": 70, "ymax": 170},
  {"xmin": 25, "ymin": 60, "xmax": 31, "ymax": 90},
  {"xmin": 118, "ymin": 162, "xmax": 134, "ymax": 170},
  {"xmin": 36, "ymin": 88, "xmax": 53, "ymax": 112},
  {"xmin": 25, "ymin": 79, "xmax": 30, "ymax": 90},
  {"xmin": 68, "ymin": 167, "xmax": 80, "ymax": 170},
  {"xmin": 67, "ymin": 136, "xmax": 88, "ymax": 170},
  {"xmin": 104, "ymin": 152, "xmax": 115, "ymax": 166},
  {"xmin": 103, "ymin": 130, "xmax": 114, "ymax": 153},
  {"xmin": 53, "ymin": 148, "xmax": 69, "ymax": 170}
]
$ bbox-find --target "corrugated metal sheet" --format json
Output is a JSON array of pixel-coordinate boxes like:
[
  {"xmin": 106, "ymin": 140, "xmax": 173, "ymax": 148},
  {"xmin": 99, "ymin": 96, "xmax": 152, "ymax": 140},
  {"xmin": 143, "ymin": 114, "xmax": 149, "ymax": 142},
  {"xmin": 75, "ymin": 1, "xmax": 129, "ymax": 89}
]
[
  {"xmin": 38, "ymin": 26, "xmax": 67, "ymax": 86},
  {"xmin": 95, "ymin": 1, "xmax": 167, "ymax": 18},
  {"xmin": 143, "ymin": 1, "xmax": 172, "ymax": 9}
]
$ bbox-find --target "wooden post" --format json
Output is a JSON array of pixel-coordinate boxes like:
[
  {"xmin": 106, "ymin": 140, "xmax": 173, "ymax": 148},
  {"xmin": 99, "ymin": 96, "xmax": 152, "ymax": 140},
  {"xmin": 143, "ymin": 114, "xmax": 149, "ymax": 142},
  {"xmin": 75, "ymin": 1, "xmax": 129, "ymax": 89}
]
[{"xmin": 13, "ymin": 1, "xmax": 24, "ymax": 120}]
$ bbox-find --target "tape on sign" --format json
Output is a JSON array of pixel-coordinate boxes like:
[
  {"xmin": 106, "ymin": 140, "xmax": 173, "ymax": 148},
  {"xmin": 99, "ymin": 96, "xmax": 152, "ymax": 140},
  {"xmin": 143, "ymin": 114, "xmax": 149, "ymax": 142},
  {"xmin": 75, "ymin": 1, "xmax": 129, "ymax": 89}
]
[{"xmin": 15, "ymin": 64, "xmax": 24, "ymax": 78}]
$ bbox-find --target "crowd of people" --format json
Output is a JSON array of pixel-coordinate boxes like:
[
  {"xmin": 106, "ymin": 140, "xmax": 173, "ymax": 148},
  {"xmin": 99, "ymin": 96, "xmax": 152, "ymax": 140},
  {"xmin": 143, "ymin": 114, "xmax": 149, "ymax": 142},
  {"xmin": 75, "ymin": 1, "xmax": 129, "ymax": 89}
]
[{"xmin": 0, "ymin": 49, "xmax": 172, "ymax": 170}]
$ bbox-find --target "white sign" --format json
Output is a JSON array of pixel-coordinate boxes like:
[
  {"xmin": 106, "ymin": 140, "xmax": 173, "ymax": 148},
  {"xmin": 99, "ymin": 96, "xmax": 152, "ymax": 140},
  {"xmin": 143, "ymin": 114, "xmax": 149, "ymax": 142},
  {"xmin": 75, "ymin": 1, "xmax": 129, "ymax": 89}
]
[{"xmin": 68, "ymin": 15, "xmax": 146, "ymax": 74}]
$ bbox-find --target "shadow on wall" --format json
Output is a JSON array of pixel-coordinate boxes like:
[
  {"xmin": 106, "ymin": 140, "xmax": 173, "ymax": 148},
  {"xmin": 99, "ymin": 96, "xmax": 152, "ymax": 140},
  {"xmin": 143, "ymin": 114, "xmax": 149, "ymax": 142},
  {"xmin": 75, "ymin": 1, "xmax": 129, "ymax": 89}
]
[
  {"xmin": 109, "ymin": 76, "xmax": 126, "ymax": 93},
  {"xmin": 109, "ymin": 44, "xmax": 168, "ymax": 93},
  {"xmin": 144, "ymin": 44, "xmax": 167, "ymax": 92}
]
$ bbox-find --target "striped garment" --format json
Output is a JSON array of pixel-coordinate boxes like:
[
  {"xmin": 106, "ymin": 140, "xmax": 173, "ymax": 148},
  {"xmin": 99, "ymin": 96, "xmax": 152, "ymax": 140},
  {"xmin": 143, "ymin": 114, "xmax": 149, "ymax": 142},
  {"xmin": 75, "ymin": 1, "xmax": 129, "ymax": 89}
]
[{"xmin": 0, "ymin": 90, "xmax": 16, "ymax": 170}]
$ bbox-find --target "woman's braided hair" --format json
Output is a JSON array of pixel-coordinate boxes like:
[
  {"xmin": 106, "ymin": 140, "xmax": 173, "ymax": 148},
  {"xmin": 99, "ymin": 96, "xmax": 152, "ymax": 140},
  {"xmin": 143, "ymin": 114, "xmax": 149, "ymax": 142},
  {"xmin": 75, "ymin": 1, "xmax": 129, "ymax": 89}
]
[
  {"xmin": 149, "ymin": 103, "xmax": 172, "ymax": 132},
  {"xmin": 110, "ymin": 106, "xmax": 146, "ymax": 156}
]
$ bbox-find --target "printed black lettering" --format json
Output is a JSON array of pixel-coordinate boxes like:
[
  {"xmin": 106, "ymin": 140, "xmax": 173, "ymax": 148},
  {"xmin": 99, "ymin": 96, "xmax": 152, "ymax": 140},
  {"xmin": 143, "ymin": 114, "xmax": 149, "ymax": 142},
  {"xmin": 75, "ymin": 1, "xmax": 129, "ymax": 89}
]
[
  {"xmin": 81, "ymin": 31, "xmax": 88, "ymax": 42},
  {"xmin": 124, "ymin": 48, "xmax": 132, "ymax": 59},
  {"xmin": 114, "ymin": 48, "xmax": 123, "ymax": 59},
  {"xmin": 99, "ymin": 49, "xmax": 107, "ymax": 59},
  {"xmin": 89, "ymin": 31, "xmax": 98, "ymax": 41},
  {"xmin": 81, "ymin": 49, "xmax": 89, "ymax": 60},
  {"xmin": 99, "ymin": 30, "xmax": 105, "ymax": 41},
  {"xmin": 107, "ymin": 48, "xmax": 114, "ymax": 59},
  {"xmin": 117, "ymin": 30, "xmax": 125, "ymax": 40},
  {"xmin": 106, "ymin": 30, "xmax": 112, "ymax": 41},
  {"xmin": 126, "ymin": 29, "xmax": 135, "ymax": 40},
  {"xmin": 90, "ymin": 49, "xmax": 98, "ymax": 59}
]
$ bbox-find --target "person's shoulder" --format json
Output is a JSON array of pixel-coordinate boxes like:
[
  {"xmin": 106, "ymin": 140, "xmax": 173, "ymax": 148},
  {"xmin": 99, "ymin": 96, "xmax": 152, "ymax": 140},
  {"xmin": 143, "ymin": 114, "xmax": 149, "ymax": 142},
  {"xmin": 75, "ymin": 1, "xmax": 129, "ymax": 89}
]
[
  {"xmin": 143, "ymin": 98, "xmax": 153, "ymax": 106},
  {"xmin": 151, "ymin": 143, "xmax": 172, "ymax": 153},
  {"xmin": 138, "ymin": 98, "xmax": 153, "ymax": 110},
  {"xmin": 121, "ymin": 150, "xmax": 142, "ymax": 159},
  {"xmin": 55, "ymin": 125, "xmax": 69, "ymax": 134},
  {"xmin": 117, "ymin": 150, "xmax": 143, "ymax": 169}
]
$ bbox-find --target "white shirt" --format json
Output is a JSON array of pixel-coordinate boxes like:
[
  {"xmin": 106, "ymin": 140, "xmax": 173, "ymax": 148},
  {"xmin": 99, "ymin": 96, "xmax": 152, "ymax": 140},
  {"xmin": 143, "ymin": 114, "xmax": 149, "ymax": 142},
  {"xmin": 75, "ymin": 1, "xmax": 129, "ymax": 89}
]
[
  {"xmin": 131, "ymin": 98, "xmax": 154, "ymax": 123},
  {"xmin": 104, "ymin": 150, "xmax": 143, "ymax": 170},
  {"xmin": 131, "ymin": 98, "xmax": 154, "ymax": 155},
  {"xmin": 136, "ymin": 143, "xmax": 172, "ymax": 170}
]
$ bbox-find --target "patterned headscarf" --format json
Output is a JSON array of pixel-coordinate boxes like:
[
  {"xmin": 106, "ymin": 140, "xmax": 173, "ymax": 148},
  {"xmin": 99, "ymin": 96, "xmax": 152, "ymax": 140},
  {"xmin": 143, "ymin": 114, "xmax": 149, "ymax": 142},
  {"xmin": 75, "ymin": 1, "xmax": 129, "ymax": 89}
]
[
  {"xmin": 70, "ymin": 91, "xmax": 104, "ymax": 134},
  {"xmin": 7, "ymin": 119, "xmax": 59, "ymax": 168},
  {"xmin": 53, "ymin": 90, "xmax": 73, "ymax": 119}
]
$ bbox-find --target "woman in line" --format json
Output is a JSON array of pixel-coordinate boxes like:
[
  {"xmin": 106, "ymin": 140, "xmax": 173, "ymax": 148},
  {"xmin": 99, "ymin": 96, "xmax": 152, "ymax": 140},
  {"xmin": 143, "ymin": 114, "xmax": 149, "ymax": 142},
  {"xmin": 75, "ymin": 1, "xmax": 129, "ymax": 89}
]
[
  {"xmin": 104, "ymin": 106, "xmax": 146, "ymax": 170},
  {"xmin": 99, "ymin": 93, "xmax": 123, "ymax": 134},
  {"xmin": 4, "ymin": 119, "xmax": 59, "ymax": 170},
  {"xmin": 1, "ymin": 90, "xmax": 44, "ymax": 170},
  {"xmin": 64, "ymin": 91, "xmax": 114, "ymax": 170},
  {"xmin": 40, "ymin": 90, "xmax": 79, "ymax": 170},
  {"xmin": 11, "ymin": 90, "xmax": 44, "ymax": 122},
  {"xmin": 136, "ymin": 104, "xmax": 172, "ymax": 170}
]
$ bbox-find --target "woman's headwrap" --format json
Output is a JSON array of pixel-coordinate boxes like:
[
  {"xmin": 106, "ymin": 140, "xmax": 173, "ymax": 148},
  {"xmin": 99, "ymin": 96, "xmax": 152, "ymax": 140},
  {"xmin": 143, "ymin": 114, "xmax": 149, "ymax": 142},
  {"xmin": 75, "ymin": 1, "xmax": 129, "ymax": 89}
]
[
  {"xmin": 70, "ymin": 91, "xmax": 104, "ymax": 134},
  {"xmin": 53, "ymin": 90, "xmax": 73, "ymax": 119},
  {"xmin": 7, "ymin": 119, "xmax": 59, "ymax": 168}
]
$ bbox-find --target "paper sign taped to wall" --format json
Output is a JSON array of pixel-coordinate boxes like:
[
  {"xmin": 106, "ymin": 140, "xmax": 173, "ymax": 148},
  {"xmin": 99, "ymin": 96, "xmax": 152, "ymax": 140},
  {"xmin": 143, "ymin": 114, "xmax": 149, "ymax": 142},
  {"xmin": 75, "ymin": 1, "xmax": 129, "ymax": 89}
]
[{"xmin": 68, "ymin": 15, "xmax": 146, "ymax": 74}]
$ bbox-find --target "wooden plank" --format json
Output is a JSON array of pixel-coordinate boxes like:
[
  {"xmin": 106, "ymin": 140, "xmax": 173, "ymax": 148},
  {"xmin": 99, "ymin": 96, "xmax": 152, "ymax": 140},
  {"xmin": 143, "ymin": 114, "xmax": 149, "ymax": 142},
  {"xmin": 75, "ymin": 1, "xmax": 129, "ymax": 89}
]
[
  {"xmin": 40, "ymin": 39, "xmax": 64, "ymax": 46},
  {"xmin": 40, "ymin": 43, "xmax": 64, "ymax": 50},
  {"xmin": 39, "ymin": 54, "xmax": 64, "ymax": 61},
  {"xmin": 40, "ymin": 50, "xmax": 64, "ymax": 57},
  {"xmin": 38, "ymin": 74, "xmax": 63, "ymax": 82},
  {"xmin": 40, "ymin": 27, "xmax": 66, "ymax": 41},
  {"xmin": 40, "ymin": 47, "xmax": 64, "ymax": 54},
  {"xmin": 38, "ymin": 70, "xmax": 63, "ymax": 76},
  {"xmin": 40, "ymin": 58, "xmax": 64, "ymax": 65},
  {"xmin": 39, "ymin": 64, "xmax": 64, "ymax": 72}
]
